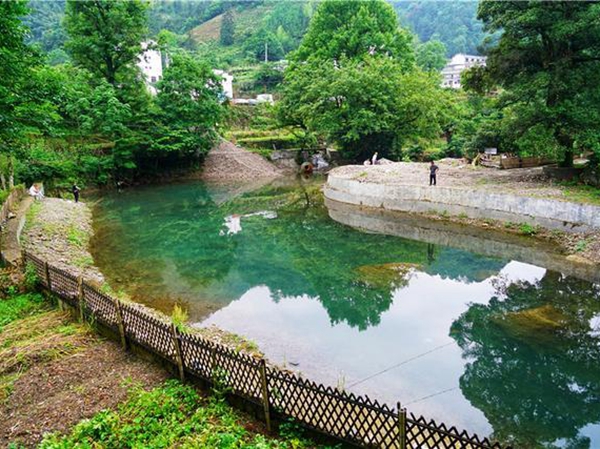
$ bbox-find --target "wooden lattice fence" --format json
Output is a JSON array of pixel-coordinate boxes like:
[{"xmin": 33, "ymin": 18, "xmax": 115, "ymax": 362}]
[{"xmin": 20, "ymin": 250, "xmax": 508, "ymax": 449}]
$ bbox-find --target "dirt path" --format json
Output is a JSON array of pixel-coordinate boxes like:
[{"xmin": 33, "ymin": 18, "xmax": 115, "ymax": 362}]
[{"xmin": 199, "ymin": 140, "xmax": 284, "ymax": 182}]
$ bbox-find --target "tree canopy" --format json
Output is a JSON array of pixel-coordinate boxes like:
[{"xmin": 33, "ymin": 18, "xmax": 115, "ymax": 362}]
[
  {"xmin": 280, "ymin": 0, "xmax": 446, "ymax": 161},
  {"xmin": 64, "ymin": 0, "xmax": 148, "ymax": 87},
  {"xmin": 294, "ymin": 0, "xmax": 414, "ymax": 67},
  {"xmin": 474, "ymin": 1, "xmax": 600, "ymax": 167}
]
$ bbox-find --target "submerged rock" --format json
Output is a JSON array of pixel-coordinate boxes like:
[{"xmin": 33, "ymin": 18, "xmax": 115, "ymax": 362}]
[
  {"xmin": 492, "ymin": 304, "xmax": 569, "ymax": 346},
  {"xmin": 354, "ymin": 262, "xmax": 420, "ymax": 290}
]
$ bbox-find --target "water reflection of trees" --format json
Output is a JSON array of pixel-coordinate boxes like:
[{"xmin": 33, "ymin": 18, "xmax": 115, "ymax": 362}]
[
  {"xmin": 93, "ymin": 181, "xmax": 506, "ymax": 329},
  {"xmin": 451, "ymin": 272, "xmax": 600, "ymax": 448}
]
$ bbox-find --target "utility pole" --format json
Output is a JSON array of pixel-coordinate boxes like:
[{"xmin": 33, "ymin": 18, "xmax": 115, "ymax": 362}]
[{"xmin": 264, "ymin": 41, "xmax": 268, "ymax": 63}]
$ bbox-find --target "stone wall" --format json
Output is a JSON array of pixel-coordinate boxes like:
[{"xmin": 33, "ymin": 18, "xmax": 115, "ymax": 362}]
[
  {"xmin": 325, "ymin": 198, "xmax": 600, "ymax": 283},
  {"xmin": 324, "ymin": 175, "xmax": 600, "ymax": 232}
]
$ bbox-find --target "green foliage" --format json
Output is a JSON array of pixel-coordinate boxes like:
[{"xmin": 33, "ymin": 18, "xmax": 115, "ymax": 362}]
[
  {"xmin": 394, "ymin": 1, "xmax": 487, "ymax": 57},
  {"xmin": 518, "ymin": 223, "xmax": 537, "ymax": 236},
  {"xmin": 0, "ymin": 293, "xmax": 46, "ymax": 332},
  {"xmin": 416, "ymin": 39, "xmax": 447, "ymax": 72},
  {"xmin": 23, "ymin": 263, "xmax": 39, "ymax": 292},
  {"xmin": 243, "ymin": 28, "xmax": 285, "ymax": 62},
  {"xmin": 154, "ymin": 52, "xmax": 224, "ymax": 159},
  {"xmin": 476, "ymin": 1, "xmax": 600, "ymax": 167},
  {"xmin": 171, "ymin": 304, "xmax": 188, "ymax": 331},
  {"xmin": 64, "ymin": 0, "xmax": 148, "ymax": 88},
  {"xmin": 280, "ymin": 0, "xmax": 449, "ymax": 161},
  {"xmin": 39, "ymin": 380, "xmax": 323, "ymax": 448},
  {"xmin": 294, "ymin": 0, "xmax": 414, "ymax": 67},
  {"xmin": 281, "ymin": 55, "xmax": 447, "ymax": 161}
]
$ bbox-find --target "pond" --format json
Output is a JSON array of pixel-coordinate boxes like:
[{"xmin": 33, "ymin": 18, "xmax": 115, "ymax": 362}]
[{"xmin": 90, "ymin": 177, "xmax": 600, "ymax": 448}]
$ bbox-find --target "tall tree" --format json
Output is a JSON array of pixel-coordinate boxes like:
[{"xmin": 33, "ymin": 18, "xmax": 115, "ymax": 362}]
[
  {"xmin": 64, "ymin": 0, "xmax": 148, "ymax": 87},
  {"xmin": 294, "ymin": 0, "xmax": 414, "ymax": 68},
  {"xmin": 280, "ymin": 0, "xmax": 446, "ymax": 161},
  {"xmin": 154, "ymin": 53, "xmax": 224, "ymax": 160},
  {"xmin": 0, "ymin": 0, "xmax": 59, "ymax": 188},
  {"xmin": 219, "ymin": 9, "xmax": 235, "ymax": 46},
  {"xmin": 477, "ymin": 1, "xmax": 600, "ymax": 167}
]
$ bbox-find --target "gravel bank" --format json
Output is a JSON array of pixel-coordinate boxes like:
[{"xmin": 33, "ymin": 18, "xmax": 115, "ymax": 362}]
[
  {"xmin": 199, "ymin": 140, "xmax": 284, "ymax": 182},
  {"xmin": 22, "ymin": 198, "xmax": 104, "ymax": 285}
]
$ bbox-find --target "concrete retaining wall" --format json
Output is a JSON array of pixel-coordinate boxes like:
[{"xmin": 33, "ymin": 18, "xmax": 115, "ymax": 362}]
[{"xmin": 324, "ymin": 175, "xmax": 600, "ymax": 232}]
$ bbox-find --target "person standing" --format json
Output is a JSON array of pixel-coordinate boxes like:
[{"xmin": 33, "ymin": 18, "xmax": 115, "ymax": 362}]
[
  {"xmin": 72, "ymin": 184, "xmax": 80, "ymax": 203},
  {"xmin": 429, "ymin": 161, "xmax": 439, "ymax": 186}
]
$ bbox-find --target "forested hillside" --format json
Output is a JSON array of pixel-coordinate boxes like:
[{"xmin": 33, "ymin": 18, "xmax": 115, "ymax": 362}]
[
  {"xmin": 393, "ymin": 1, "xmax": 486, "ymax": 56},
  {"xmin": 24, "ymin": 0, "xmax": 487, "ymax": 64}
]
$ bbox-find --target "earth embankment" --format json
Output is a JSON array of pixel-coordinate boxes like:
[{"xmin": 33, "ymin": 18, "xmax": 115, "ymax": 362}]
[{"xmin": 199, "ymin": 140, "xmax": 284, "ymax": 183}]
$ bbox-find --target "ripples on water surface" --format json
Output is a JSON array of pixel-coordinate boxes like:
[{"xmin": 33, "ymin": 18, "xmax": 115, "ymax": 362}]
[{"xmin": 91, "ymin": 178, "xmax": 600, "ymax": 448}]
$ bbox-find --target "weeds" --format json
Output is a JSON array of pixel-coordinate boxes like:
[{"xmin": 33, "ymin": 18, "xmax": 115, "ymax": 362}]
[
  {"xmin": 67, "ymin": 225, "xmax": 87, "ymax": 248},
  {"xmin": 171, "ymin": 304, "xmax": 189, "ymax": 332},
  {"xmin": 519, "ymin": 223, "xmax": 538, "ymax": 236},
  {"xmin": 40, "ymin": 380, "xmax": 327, "ymax": 448},
  {"xmin": 0, "ymin": 293, "xmax": 46, "ymax": 332}
]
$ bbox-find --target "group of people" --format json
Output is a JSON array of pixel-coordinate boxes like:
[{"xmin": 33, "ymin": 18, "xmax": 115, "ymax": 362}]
[{"xmin": 28, "ymin": 183, "xmax": 81, "ymax": 202}]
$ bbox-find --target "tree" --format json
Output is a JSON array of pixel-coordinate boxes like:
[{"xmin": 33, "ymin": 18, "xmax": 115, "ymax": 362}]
[
  {"xmin": 243, "ymin": 29, "xmax": 284, "ymax": 62},
  {"xmin": 0, "ymin": 0, "xmax": 60, "ymax": 188},
  {"xmin": 154, "ymin": 53, "xmax": 224, "ymax": 160},
  {"xmin": 64, "ymin": 0, "xmax": 148, "ymax": 87},
  {"xmin": 416, "ymin": 39, "xmax": 447, "ymax": 72},
  {"xmin": 293, "ymin": 0, "xmax": 414, "ymax": 68},
  {"xmin": 219, "ymin": 9, "xmax": 235, "ymax": 46},
  {"xmin": 477, "ymin": 1, "xmax": 600, "ymax": 167},
  {"xmin": 280, "ymin": 56, "xmax": 446, "ymax": 161},
  {"xmin": 280, "ymin": 0, "xmax": 446, "ymax": 161}
]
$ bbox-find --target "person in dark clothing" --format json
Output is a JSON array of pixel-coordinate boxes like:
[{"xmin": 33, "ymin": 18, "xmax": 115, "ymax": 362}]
[
  {"xmin": 429, "ymin": 161, "xmax": 439, "ymax": 186},
  {"xmin": 72, "ymin": 184, "xmax": 80, "ymax": 203}
]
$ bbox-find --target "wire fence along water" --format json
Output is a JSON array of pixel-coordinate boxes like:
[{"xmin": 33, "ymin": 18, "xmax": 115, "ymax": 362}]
[{"xmin": 22, "ymin": 250, "xmax": 508, "ymax": 449}]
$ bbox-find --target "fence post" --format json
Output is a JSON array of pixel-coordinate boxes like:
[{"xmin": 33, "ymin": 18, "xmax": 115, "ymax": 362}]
[
  {"xmin": 77, "ymin": 276, "xmax": 84, "ymax": 322},
  {"xmin": 44, "ymin": 261, "xmax": 52, "ymax": 290},
  {"xmin": 259, "ymin": 359, "xmax": 272, "ymax": 433},
  {"xmin": 397, "ymin": 402, "xmax": 407, "ymax": 449},
  {"xmin": 171, "ymin": 323, "xmax": 185, "ymax": 381},
  {"xmin": 114, "ymin": 298, "xmax": 127, "ymax": 351}
]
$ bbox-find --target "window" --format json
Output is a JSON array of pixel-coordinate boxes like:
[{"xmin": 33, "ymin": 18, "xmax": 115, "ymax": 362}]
[{"xmin": 151, "ymin": 76, "xmax": 157, "ymax": 83}]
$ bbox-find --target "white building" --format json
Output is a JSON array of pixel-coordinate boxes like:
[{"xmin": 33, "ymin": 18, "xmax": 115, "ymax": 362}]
[
  {"xmin": 138, "ymin": 41, "xmax": 163, "ymax": 95},
  {"xmin": 213, "ymin": 69, "xmax": 234, "ymax": 100},
  {"xmin": 441, "ymin": 54, "xmax": 487, "ymax": 89}
]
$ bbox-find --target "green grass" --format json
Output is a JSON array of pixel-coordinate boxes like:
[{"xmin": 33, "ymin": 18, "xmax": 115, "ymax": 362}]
[
  {"xmin": 67, "ymin": 225, "xmax": 88, "ymax": 248},
  {"xmin": 561, "ymin": 184, "xmax": 600, "ymax": 206},
  {"xmin": 0, "ymin": 293, "xmax": 46, "ymax": 332},
  {"xmin": 519, "ymin": 223, "xmax": 538, "ymax": 236},
  {"xmin": 39, "ymin": 380, "xmax": 333, "ymax": 449}
]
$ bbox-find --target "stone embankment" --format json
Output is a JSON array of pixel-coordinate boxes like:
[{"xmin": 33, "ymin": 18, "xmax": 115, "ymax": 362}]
[{"xmin": 325, "ymin": 162, "xmax": 600, "ymax": 263}]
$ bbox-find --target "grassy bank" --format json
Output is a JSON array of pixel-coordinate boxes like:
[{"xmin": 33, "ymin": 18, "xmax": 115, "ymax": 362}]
[{"xmin": 40, "ymin": 380, "xmax": 331, "ymax": 449}]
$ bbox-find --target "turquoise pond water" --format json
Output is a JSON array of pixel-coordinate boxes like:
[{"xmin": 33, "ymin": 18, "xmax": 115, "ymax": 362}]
[{"xmin": 90, "ymin": 177, "xmax": 600, "ymax": 448}]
